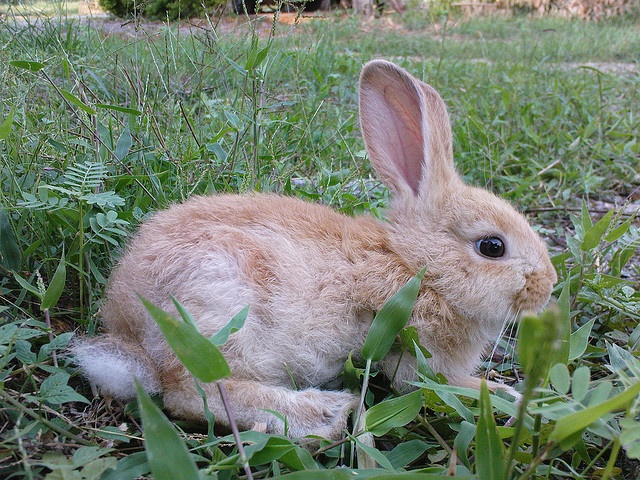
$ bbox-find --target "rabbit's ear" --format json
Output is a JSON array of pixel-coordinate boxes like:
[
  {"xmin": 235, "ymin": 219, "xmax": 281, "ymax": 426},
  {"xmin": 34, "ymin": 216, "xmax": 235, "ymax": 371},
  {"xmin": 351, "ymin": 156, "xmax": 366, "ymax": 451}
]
[{"xmin": 359, "ymin": 60, "xmax": 458, "ymax": 200}]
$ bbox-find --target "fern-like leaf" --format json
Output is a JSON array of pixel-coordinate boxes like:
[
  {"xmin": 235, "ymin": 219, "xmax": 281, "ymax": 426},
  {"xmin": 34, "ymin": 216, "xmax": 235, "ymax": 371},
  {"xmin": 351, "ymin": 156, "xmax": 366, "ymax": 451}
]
[{"xmin": 62, "ymin": 161, "xmax": 108, "ymax": 196}]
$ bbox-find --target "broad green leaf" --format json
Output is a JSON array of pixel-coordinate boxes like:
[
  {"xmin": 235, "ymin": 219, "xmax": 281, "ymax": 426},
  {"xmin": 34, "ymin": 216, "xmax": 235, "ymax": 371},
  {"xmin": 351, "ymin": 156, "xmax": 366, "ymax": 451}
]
[
  {"xmin": 115, "ymin": 127, "xmax": 133, "ymax": 160},
  {"xmin": 71, "ymin": 446, "xmax": 113, "ymax": 468},
  {"xmin": 210, "ymin": 305, "xmax": 249, "ymax": 346},
  {"xmin": 9, "ymin": 60, "xmax": 46, "ymax": 72},
  {"xmin": 246, "ymin": 44, "xmax": 270, "ymax": 70},
  {"xmin": 0, "ymin": 108, "xmax": 15, "ymax": 140},
  {"xmin": 78, "ymin": 457, "xmax": 118, "ymax": 479},
  {"xmin": 140, "ymin": 296, "xmax": 230, "ymax": 382},
  {"xmin": 38, "ymin": 372, "xmax": 90, "ymax": 405},
  {"xmin": 475, "ymin": 380, "xmax": 506, "ymax": 480},
  {"xmin": 620, "ymin": 417, "xmax": 640, "ymax": 459},
  {"xmin": 0, "ymin": 210, "xmax": 22, "ymax": 271},
  {"xmin": 580, "ymin": 201, "xmax": 592, "ymax": 232},
  {"xmin": 41, "ymin": 251, "xmax": 66, "ymax": 311},
  {"xmin": 343, "ymin": 352, "xmax": 365, "ymax": 392},
  {"xmin": 102, "ymin": 451, "xmax": 149, "ymax": 480},
  {"xmin": 95, "ymin": 103, "xmax": 143, "ymax": 116},
  {"xmin": 569, "ymin": 318, "xmax": 595, "ymax": 361},
  {"xmin": 605, "ymin": 218, "xmax": 632, "ymax": 243},
  {"xmin": 549, "ymin": 381, "xmax": 640, "ymax": 448},
  {"xmin": 59, "ymin": 88, "xmax": 97, "ymax": 115},
  {"xmin": 383, "ymin": 439, "xmax": 431, "ymax": 469},
  {"xmin": 361, "ymin": 268, "xmax": 425, "ymax": 362},
  {"xmin": 365, "ymin": 390, "xmax": 422, "ymax": 436},
  {"xmin": 245, "ymin": 436, "xmax": 316, "ymax": 471},
  {"xmin": 581, "ymin": 209, "xmax": 613, "ymax": 251},
  {"xmin": 455, "ymin": 421, "xmax": 476, "ymax": 469},
  {"xmin": 549, "ymin": 363, "xmax": 570, "ymax": 395},
  {"xmin": 571, "ymin": 366, "xmax": 590, "ymax": 403},
  {"xmin": 607, "ymin": 342, "xmax": 640, "ymax": 373},
  {"xmin": 135, "ymin": 381, "xmax": 200, "ymax": 480}
]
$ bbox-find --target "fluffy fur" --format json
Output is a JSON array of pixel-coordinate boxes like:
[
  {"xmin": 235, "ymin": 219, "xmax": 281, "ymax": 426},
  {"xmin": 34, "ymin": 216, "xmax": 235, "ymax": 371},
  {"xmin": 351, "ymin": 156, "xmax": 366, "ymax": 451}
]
[{"xmin": 73, "ymin": 60, "xmax": 557, "ymax": 440}]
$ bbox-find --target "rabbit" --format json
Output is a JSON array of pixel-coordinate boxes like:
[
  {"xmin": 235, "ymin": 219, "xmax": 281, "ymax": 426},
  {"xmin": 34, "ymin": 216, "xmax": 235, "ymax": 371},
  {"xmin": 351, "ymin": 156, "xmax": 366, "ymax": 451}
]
[{"xmin": 73, "ymin": 60, "xmax": 557, "ymax": 441}]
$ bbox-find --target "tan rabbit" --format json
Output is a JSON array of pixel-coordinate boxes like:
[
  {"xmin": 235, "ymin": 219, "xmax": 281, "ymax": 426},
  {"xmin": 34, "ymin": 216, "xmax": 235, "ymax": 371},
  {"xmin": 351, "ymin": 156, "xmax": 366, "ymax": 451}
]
[{"xmin": 74, "ymin": 60, "xmax": 557, "ymax": 440}]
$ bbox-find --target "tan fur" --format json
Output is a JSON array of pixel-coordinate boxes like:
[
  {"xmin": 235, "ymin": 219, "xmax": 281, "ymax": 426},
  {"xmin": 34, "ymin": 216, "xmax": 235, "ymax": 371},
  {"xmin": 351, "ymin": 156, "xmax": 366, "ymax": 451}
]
[{"xmin": 73, "ymin": 60, "xmax": 557, "ymax": 440}]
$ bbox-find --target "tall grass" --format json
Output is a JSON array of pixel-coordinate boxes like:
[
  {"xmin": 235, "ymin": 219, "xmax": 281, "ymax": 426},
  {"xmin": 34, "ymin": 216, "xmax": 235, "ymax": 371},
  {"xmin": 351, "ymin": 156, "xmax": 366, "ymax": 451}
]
[{"xmin": 1, "ymin": 6, "xmax": 639, "ymax": 479}]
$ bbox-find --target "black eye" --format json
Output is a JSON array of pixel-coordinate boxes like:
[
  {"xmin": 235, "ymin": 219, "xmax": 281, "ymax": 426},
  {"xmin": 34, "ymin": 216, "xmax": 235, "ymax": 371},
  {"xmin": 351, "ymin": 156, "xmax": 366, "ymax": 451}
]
[{"xmin": 475, "ymin": 237, "xmax": 505, "ymax": 258}]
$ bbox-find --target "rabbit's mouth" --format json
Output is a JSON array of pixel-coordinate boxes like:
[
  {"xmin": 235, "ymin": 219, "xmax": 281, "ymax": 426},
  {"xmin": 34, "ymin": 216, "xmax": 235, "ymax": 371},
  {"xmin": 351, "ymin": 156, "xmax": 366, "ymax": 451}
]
[{"xmin": 513, "ymin": 268, "xmax": 557, "ymax": 312}]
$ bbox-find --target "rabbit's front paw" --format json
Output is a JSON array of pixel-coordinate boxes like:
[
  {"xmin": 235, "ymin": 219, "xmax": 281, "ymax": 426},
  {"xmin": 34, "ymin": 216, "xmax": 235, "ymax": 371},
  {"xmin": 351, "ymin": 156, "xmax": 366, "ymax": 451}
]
[{"xmin": 285, "ymin": 389, "xmax": 358, "ymax": 440}]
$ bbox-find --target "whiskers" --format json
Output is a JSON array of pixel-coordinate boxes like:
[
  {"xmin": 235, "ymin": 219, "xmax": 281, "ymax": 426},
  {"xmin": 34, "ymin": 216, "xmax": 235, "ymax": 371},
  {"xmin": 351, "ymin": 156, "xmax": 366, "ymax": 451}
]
[{"xmin": 483, "ymin": 307, "xmax": 521, "ymax": 382}]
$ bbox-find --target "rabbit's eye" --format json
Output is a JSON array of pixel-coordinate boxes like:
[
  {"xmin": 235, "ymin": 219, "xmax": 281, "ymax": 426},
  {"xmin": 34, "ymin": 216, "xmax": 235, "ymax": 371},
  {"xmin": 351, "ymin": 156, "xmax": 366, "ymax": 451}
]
[{"xmin": 475, "ymin": 237, "xmax": 505, "ymax": 258}]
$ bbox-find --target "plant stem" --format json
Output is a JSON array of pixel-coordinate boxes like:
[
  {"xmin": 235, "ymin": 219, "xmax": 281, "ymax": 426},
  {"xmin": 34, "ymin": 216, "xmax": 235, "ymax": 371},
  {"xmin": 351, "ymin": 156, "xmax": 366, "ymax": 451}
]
[
  {"xmin": 217, "ymin": 381, "xmax": 253, "ymax": 480},
  {"xmin": 43, "ymin": 308, "xmax": 58, "ymax": 368},
  {"xmin": 417, "ymin": 415, "xmax": 453, "ymax": 455},
  {"xmin": 532, "ymin": 413, "xmax": 542, "ymax": 457},
  {"xmin": 600, "ymin": 436, "xmax": 621, "ymax": 480},
  {"xmin": 352, "ymin": 358, "xmax": 372, "ymax": 437}
]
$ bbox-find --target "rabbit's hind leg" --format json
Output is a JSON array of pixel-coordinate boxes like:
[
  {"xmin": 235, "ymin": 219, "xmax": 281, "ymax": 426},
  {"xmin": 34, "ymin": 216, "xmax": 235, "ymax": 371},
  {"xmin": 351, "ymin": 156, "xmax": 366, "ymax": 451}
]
[{"xmin": 162, "ymin": 378, "xmax": 358, "ymax": 440}]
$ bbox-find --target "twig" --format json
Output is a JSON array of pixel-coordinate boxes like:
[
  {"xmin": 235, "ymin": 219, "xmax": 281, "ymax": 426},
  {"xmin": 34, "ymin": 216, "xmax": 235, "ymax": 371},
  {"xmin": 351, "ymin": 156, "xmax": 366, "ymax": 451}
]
[
  {"xmin": 179, "ymin": 101, "xmax": 201, "ymax": 149},
  {"xmin": 417, "ymin": 415, "xmax": 453, "ymax": 455}
]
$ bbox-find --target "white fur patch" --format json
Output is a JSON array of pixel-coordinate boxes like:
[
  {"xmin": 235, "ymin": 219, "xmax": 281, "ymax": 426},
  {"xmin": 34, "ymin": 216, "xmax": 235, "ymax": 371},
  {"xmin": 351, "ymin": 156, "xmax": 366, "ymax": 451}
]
[{"xmin": 74, "ymin": 344, "xmax": 161, "ymax": 400}]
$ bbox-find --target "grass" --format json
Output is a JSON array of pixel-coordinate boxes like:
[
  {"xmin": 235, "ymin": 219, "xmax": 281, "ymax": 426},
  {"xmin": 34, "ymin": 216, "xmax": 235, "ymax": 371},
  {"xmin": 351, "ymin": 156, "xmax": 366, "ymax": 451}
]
[
  {"xmin": 1, "ymin": 4, "xmax": 640, "ymax": 479},
  {"xmin": 0, "ymin": 1, "xmax": 87, "ymax": 16}
]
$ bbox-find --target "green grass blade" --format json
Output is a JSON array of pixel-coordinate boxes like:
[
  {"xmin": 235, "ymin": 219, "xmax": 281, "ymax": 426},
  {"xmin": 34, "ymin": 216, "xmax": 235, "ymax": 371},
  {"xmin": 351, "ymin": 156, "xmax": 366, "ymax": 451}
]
[
  {"xmin": 0, "ymin": 211, "xmax": 21, "ymax": 271},
  {"xmin": 210, "ymin": 305, "xmax": 249, "ymax": 346},
  {"xmin": 12, "ymin": 272, "xmax": 42, "ymax": 298},
  {"xmin": 361, "ymin": 268, "xmax": 425, "ymax": 362},
  {"xmin": 41, "ymin": 250, "xmax": 66, "ymax": 311},
  {"xmin": 59, "ymin": 88, "xmax": 97, "ymax": 115},
  {"xmin": 0, "ymin": 107, "xmax": 15, "ymax": 140},
  {"xmin": 140, "ymin": 296, "xmax": 230, "ymax": 382},
  {"xmin": 95, "ymin": 103, "xmax": 143, "ymax": 116},
  {"xmin": 135, "ymin": 381, "xmax": 200, "ymax": 480},
  {"xmin": 475, "ymin": 380, "xmax": 506, "ymax": 480}
]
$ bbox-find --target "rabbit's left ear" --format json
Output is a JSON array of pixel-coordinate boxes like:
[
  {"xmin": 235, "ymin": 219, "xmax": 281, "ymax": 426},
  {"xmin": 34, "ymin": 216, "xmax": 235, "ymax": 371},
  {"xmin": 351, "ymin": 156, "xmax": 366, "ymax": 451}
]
[{"xmin": 359, "ymin": 60, "xmax": 459, "ymax": 200}]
